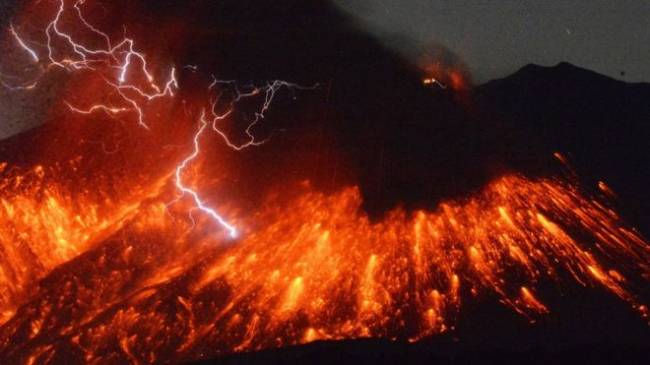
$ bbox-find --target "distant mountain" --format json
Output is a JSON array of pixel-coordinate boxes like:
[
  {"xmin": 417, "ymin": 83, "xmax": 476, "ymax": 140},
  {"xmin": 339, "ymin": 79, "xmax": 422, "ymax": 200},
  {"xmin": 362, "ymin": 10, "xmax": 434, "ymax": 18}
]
[{"xmin": 474, "ymin": 62, "xmax": 650, "ymax": 234}]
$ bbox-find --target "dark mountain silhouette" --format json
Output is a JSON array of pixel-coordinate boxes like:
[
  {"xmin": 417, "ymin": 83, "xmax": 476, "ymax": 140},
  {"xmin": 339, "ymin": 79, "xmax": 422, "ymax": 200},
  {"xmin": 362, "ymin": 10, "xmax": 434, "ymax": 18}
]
[{"xmin": 475, "ymin": 62, "xmax": 650, "ymax": 234}]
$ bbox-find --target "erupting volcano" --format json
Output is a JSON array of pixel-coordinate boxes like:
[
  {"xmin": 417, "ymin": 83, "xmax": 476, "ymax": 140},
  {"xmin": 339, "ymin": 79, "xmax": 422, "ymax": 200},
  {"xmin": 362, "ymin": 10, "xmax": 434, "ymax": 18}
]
[{"xmin": 0, "ymin": 1, "xmax": 648, "ymax": 364}]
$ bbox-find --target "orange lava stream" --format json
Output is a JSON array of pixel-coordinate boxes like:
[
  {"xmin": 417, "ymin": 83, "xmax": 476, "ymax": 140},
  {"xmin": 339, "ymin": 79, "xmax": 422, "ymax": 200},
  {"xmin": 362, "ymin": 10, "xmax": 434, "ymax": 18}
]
[
  {"xmin": 0, "ymin": 172, "xmax": 648, "ymax": 363},
  {"xmin": 0, "ymin": 161, "xmax": 168, "ymax": 324}
]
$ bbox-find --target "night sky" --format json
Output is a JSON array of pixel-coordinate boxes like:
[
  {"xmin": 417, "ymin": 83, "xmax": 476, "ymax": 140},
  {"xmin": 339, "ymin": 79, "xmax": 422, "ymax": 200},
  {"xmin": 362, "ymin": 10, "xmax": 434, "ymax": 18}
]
[{"xmin": 335, "ymin": 0, "xmax": 650, "ymax": 84}]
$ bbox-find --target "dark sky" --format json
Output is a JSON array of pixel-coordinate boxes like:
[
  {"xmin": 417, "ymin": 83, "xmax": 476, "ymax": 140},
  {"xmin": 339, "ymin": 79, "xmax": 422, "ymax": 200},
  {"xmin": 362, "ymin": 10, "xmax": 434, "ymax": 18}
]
[{"xmin": 335, "ymin": 0, "xmax": 650, "ymax": 84}]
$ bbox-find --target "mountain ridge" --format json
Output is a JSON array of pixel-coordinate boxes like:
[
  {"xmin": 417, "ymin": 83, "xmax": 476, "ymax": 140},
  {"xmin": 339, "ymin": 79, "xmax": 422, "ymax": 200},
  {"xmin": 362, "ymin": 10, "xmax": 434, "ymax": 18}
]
[{"xmin": 474, "ymin": 61, "xmax": 650, "ymax": 234}]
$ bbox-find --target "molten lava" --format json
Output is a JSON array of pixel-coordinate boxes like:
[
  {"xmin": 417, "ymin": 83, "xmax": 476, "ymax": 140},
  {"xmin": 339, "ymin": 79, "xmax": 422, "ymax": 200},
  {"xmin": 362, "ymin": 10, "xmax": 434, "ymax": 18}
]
[
  {"xmin": 0, "ymin": 171, "xmax": 649, "ymax": 363},
  {"xmin": 0, "ymin": 1, "xmax": 648, "ymax": 364}
]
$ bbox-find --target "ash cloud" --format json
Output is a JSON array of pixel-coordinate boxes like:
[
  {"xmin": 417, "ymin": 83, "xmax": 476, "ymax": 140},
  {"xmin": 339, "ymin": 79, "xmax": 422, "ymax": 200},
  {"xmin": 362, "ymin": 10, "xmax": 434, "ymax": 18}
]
[{"xmin": 0, "ymin": 0, "xmax": 551, "ymax": 216}]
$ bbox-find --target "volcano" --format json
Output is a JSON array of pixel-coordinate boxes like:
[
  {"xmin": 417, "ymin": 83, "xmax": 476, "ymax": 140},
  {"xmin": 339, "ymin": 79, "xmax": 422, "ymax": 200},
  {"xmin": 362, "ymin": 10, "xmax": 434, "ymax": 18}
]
[{"xmin": 0, "ymin": 1, "xmax": 648, "ymax": 364}]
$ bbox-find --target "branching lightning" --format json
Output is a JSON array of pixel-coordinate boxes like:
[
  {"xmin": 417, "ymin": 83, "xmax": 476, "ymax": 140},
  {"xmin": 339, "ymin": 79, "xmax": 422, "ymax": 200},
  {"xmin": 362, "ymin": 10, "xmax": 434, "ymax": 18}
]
[
  {"xmin": 174, "ymin": 117, "xmax": 238, "ymax": 238},
  {"xmin": 172, "ymin": 80, "xmax": 315, "ymax": 238},
  {"xmin": 3, "ymin": 0, "xmax": 314, "ymax": 239}
]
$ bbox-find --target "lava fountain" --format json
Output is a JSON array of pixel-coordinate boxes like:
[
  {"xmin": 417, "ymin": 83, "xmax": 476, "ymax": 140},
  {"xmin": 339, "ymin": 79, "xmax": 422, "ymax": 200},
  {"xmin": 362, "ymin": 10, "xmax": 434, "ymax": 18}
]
[{"xmin": 0, "ymin": 1, "xmax": 648, "ymax": 364}]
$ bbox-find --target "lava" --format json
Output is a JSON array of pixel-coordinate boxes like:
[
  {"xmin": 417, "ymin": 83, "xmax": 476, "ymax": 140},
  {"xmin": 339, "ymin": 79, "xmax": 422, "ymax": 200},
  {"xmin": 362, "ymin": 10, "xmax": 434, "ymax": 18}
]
[
  {"xmin": 0, "ymin": 1, "xmax": 649, "ymax": 364},
  {"xmin": 0, "ymin": 174, "xmax": 648, "ymax": 363}
]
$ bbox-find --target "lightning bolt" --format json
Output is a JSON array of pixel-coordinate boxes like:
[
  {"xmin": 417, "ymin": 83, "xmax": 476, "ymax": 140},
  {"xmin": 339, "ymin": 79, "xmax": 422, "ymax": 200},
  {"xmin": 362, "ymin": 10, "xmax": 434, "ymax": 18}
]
[
  {"xmin": 9, "ymin": 23, "xmax": 39, "ymax": 62},
  {"xmin": 205, "ymin": 79, "xmax": 317, "ymax": 150},
  {"xmin": 174, "ymin": 116, "xmax": 238, "ymax": 238},
  {"xmin": 5, "ymin": 0, "xmax": 178, "ymax": 128},
  {"xmin": 173, "ymin": 79, "xmax": 317, "ymax": 237}
]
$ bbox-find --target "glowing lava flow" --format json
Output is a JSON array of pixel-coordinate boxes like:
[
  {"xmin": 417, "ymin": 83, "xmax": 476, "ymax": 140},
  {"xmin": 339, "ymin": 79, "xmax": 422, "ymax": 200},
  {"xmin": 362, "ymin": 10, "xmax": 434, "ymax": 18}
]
[
  {"xmin": 0, "ymin": 161, "xmax": 171, "ymax": 325},
  {"xmin": 0, "ymin": 174, "xmax": 648, "ymax": 364}
]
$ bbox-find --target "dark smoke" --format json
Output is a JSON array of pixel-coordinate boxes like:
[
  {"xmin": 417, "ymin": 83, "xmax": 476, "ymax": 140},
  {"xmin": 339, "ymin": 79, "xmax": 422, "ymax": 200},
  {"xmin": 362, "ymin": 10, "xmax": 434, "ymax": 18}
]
[{"xmin": 121, "ymin": 0, "xmax": 512, "ymax": 217}]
